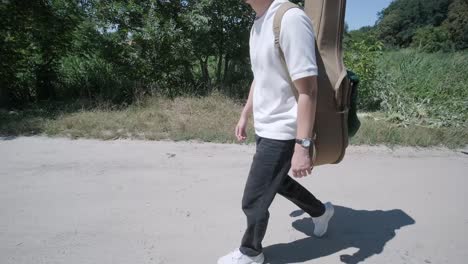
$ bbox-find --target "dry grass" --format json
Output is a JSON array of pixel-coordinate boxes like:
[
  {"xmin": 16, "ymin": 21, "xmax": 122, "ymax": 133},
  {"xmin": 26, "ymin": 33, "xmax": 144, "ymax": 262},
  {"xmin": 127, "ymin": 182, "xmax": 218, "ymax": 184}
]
[
  {"xmin": 0, "ymin": 93, "xmax": 255, "ymax": 143},
  {"xmin": 1, "ymin": 94, "xmax": 466, "ymax": 148},
  {"xmin": 351, "ymin": 115, "xmax": 468, "ymax": 149}
]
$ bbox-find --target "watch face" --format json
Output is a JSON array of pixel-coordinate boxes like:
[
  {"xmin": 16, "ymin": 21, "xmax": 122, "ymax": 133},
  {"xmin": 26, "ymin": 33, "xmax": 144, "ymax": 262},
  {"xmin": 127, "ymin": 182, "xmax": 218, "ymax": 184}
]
[{"xmin": 302, "ymin": 139, "xmax": 311, "ymax": 148}]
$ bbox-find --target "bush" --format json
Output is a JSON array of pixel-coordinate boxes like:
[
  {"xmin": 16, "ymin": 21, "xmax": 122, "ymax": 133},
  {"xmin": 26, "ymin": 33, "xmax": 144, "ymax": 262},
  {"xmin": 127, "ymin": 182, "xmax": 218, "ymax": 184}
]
[
  {"xmin": 412, "ymin": 26, "xmax": 452, "ymax": 52},
  {"xmin": 58, "ymin": 55, "xmax": 135, "ymax": 103},
  {"xmin": 344, "ymin": 36, "xmax": 383, "ymax": 110}
]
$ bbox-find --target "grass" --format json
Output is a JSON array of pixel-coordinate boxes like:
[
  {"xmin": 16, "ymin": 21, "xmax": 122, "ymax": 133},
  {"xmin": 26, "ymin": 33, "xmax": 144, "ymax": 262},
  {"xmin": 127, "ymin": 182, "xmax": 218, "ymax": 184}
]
[
  {"xmin": 373, "ymin": 50, "xmax": 468, "ymax": 127},
  {"xmin": 1, "ymin": 93, "xmax": 466, "ymax": 148},
  {"xmin": 351, "ymin": 114, "xmax": 467, "ymax": 148},
  {"xmin": 0, "ymin": 93, "xmax": 256, "ymax": 143}
]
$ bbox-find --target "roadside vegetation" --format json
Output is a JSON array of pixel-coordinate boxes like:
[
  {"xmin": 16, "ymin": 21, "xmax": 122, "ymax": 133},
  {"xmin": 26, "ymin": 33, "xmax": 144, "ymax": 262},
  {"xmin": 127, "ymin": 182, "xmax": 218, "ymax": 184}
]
[
  {"xmin": 1, "ymin": 0, "xmax": 467, "ymax": 147},
  {"xmin": 1, "ymin": 93, "xmax": 467, "ymax": 148}
]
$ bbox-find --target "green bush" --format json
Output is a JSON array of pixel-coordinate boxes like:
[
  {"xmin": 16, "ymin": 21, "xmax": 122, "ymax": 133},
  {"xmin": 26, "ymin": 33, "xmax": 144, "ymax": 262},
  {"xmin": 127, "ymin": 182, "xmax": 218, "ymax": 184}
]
[
  {"xmin": 412, "ymin": 26, "xmax": 452, "ymax": 52},
  {"xmin": 58, "ymin": 55, "xmax": 134, "ymax": 103},
  {"xmin": 344, "ymin": 36, "xmax": 383, "ymax": 110}
]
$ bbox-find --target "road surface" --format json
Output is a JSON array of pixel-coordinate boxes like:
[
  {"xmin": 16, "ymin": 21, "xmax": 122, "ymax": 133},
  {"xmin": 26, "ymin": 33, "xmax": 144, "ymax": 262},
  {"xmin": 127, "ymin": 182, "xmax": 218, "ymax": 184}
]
[{"xmin": 1, "ymin": 136, "xmax": 467, "ymax": 264}]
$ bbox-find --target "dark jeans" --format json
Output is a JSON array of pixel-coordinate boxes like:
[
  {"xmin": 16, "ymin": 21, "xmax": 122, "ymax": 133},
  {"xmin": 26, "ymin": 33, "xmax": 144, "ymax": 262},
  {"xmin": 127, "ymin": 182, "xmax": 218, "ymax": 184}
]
[{"xmin": 239, "ymin": 135, "xmax": 325, "ymax": 257}]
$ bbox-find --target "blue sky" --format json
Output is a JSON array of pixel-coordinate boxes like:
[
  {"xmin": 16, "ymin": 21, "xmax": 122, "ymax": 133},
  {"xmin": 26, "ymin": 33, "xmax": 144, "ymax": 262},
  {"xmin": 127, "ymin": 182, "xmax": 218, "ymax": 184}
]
[{"xmin": 345, "ymin": 0, "xmax": 393, "ymax": 30}]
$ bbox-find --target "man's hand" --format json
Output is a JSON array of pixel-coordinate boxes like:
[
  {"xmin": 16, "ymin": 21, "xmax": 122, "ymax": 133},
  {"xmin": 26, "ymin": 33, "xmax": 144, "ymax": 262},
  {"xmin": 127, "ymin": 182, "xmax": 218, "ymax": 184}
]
[
  {"xmin": 291, "ymin": 145, "xmax": 313, "ymax": 177},
  {"xmin": 235, "ymin": 116, "xmax": 248, "ymax": 142},
  {"xmin": 235, "ymin": 80, "xmax": 254, "ymax": 142}
]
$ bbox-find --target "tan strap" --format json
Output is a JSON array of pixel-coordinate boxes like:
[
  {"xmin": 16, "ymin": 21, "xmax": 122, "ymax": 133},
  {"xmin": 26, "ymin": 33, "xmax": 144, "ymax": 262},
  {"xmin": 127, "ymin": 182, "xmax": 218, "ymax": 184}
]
[
  {"xmin": 273, "ymin": 2, "xmax": 299, "ymax": 49},
  {"xmin": 273, "ymin": 2, "xmax": 300, "ymax": 100}
]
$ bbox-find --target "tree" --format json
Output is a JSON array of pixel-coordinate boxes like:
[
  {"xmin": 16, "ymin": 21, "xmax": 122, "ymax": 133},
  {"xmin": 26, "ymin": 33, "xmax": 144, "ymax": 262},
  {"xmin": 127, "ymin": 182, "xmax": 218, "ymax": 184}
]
[
  {"xmin": 1, "ymin": 0, "xmax": 257, "ymax": 106},
  {"xmin": 376, "ymin": 0, "xmax": 453, "ymax": 49},
  {"xmin": 444, "ymin": 0, "xmax": 468, "ymax": 50},
  {"xmin": 184, "ymin": 0, "xmax": 252, "ymax": 89},
  {"xmin": 0, "ymin": 0, "xmax": 83, "ymax": 105}
]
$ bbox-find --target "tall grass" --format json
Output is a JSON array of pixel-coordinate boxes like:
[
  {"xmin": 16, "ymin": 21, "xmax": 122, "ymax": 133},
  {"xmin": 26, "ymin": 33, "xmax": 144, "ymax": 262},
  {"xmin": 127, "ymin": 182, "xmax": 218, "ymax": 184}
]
[{"xmin": 373, "ymin": 50, "xmax": 468, "ymax": 127}]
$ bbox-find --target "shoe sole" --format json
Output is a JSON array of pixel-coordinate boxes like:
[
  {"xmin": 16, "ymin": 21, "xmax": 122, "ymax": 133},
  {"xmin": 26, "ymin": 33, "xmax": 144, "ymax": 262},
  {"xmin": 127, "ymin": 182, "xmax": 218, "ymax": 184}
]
[
  {"xmin": 253, "ymin": 254, "xmax": 265, "ymax": 264},
  {"xmin": 217, "ymin": 254, "xmax": 264, "ymax": 264}
]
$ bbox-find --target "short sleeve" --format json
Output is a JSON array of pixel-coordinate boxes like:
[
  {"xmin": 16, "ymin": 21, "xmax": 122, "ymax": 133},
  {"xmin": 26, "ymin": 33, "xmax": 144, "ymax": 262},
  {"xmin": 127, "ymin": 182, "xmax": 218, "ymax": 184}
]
[{"xmin": 279, "ymin": 9, "xmax": 318, "ymax": 81}]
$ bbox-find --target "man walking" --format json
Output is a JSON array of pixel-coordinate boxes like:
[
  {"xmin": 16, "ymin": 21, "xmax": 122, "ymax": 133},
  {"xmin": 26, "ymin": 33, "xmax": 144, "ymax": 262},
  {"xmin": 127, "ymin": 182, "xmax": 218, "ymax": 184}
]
[{"xmin": 217, "ymin": 0, "xmax": 334, "ymax": 263}]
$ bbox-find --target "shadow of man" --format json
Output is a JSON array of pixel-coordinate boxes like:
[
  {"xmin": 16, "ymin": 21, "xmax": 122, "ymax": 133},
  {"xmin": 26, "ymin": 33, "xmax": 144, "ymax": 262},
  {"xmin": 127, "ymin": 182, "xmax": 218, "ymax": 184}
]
[{"xmin": 264, "ymin": 205, "xmax": 415, "ymax": 264}]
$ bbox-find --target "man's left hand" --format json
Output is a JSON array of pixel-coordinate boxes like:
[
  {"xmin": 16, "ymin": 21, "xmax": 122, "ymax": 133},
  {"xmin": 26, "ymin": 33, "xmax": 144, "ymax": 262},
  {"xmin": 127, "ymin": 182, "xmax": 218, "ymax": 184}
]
[{"xmin": 291, "ymin": 145, "xmax": 313, "ymax": 178}]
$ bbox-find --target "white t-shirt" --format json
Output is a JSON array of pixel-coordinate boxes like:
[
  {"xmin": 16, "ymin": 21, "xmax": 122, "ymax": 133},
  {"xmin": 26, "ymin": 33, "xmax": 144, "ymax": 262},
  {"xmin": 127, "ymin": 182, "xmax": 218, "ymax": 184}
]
[{"xmin": 250, "ymin": 0, "xmax": 318, "ymax": 140}]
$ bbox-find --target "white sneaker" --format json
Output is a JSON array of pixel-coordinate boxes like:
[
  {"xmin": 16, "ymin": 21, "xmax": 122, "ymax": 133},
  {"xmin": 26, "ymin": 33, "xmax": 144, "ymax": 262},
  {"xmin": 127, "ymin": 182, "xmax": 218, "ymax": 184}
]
[
  {"xmin": 217, "ymin": 249, "xmax": 265, "ymax": 264},
  {"xmin": 312, "ymin": 202, "xmax": 334, "ymax": 237}
]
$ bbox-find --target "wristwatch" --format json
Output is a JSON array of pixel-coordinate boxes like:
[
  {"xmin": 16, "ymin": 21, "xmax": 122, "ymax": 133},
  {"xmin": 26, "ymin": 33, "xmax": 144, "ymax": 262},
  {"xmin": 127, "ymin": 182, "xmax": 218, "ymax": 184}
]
[{"xmin": 295, "ymin": 138, "xmax": 313, "ymax": 149}]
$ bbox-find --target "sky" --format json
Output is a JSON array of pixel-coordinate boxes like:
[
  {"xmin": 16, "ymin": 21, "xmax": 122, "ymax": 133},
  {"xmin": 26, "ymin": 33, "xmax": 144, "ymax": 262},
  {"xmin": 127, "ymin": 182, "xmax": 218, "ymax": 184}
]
[{"xmin": 345, "ymin": 0, "xmax": 394, "ymax": 30}]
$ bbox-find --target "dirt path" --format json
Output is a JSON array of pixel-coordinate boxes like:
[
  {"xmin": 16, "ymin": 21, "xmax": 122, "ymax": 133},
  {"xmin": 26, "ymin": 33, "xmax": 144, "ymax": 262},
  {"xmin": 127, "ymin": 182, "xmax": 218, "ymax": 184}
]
[{"xmin": 1, "ymin": 136, "xmax": 467, "ymax": 264}]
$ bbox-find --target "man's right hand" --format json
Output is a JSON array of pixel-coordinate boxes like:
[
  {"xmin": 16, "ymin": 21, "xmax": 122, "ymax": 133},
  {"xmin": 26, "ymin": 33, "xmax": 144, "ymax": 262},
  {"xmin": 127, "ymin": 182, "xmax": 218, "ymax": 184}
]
[{"xmin": 235, "ymin": 116, "xmax": 248, "ymax": 142}]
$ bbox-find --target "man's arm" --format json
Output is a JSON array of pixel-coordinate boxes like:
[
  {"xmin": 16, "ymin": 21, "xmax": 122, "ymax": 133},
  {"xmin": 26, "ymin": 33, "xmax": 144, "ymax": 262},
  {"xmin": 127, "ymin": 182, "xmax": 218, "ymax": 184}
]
[
  {"xmin": 291, "ymin": 76, "xmax": 318, "ymax": 177},
  {"xmin": 278, "ymin": 8, "xmax": 319, "ymax": 178},
  {"xmin": 235, "ymin": 80, "xmax": 255, "ymax": 142},
  {"xmin": 294, "ymin": 76, "xmax": 317, "ymax": 139}
]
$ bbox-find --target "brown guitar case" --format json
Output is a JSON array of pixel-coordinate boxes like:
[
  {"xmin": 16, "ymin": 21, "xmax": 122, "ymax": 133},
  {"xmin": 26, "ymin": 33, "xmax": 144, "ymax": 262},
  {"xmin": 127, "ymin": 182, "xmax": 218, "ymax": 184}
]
[{"xmin": 273, "ymin": 0, "xmax": 351, "ymax": 165}]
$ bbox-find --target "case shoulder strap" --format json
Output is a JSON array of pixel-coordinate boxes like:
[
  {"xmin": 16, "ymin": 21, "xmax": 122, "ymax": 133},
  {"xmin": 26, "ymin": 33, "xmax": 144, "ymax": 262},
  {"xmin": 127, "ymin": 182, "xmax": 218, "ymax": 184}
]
[
  {"xmin": 273, "ymin": 2, "xmax": 300, "ymax": 99},
  {"xmin": 273, "ymin": 2, "xmax": 299, "ymax": 49}
]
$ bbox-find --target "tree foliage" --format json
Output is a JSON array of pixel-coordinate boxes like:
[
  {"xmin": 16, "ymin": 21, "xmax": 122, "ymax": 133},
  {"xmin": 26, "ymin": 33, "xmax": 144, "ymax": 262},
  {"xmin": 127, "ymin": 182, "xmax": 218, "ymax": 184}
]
[
  {"xmin": 0, "ymin": 0, "xmax": 254, "ymax": 106},
  {"xmin": 1, "ymin": 0, "xmax": 467, "ymax": 110},
  {"xmin": 1, "ymin": 0, "xmax": 82, "ymax": 105},
  {"xmin": 444, "ymin": 0, "xmax": 468, "ymax": 50},
  {"xmin": 375, "ymin": 0, "xmax": 467, "ymax": 51}
]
